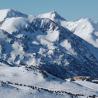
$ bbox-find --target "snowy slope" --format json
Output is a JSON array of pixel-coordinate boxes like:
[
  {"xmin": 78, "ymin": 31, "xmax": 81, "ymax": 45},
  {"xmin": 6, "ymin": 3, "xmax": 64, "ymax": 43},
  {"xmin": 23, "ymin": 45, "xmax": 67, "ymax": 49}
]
[
  {"xmin": 62, "ymin": 18, "xmax": 98, "ymax": 47},
  {"xmin": 75, "ymin": 80, "xmax": 98, "ymax": 92},
  {"xmin": 0, "ymin": 81, "xmax": 69, "ymax": 98},
  {"xmin": 0, "ymin": 65, "xmax": 98, "ymax": 97},
  {"xmin": 0, "ymin": 17, "xmax": 29, "ymax": 33},
  {"xmin": 61, "ymin": 18, "xmax": 98, "ymax": 60}
]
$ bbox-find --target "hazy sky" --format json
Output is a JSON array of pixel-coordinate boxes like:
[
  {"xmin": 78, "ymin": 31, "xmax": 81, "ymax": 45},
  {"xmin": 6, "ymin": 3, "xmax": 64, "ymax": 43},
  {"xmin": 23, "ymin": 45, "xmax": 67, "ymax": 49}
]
[{"xmin": 0, "ymin": 0, "xmax": 98, "ymax": 21}]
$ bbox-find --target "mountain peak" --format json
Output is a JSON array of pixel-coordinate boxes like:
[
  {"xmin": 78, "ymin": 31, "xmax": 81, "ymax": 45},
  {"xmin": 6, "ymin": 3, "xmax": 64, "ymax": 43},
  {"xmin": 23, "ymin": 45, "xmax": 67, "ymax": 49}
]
[
  {"xmin": 0, "ymin": 9, "xmax": 27, "ymax": 22},
  {"xmin": 47, "ymin": 10, "xmax": 59, "ymax": 16},
  {"xmin": 38, "ymin": 10, "xmax": 66, "ymax": 21}
]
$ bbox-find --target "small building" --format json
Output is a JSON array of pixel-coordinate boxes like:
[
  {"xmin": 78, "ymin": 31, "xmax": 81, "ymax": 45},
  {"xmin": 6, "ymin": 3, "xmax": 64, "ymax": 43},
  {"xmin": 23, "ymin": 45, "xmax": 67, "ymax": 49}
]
[{"xmin": 71, "ymin": 76, "xmax": 91, "ymax": 81}]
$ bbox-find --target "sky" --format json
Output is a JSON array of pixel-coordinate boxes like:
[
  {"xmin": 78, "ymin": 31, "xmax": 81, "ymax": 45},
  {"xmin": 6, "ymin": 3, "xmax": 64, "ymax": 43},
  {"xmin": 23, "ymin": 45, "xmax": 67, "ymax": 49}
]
[{"xmin": 0, "ymin": 0, "xmax": 98, "ymax": 21}]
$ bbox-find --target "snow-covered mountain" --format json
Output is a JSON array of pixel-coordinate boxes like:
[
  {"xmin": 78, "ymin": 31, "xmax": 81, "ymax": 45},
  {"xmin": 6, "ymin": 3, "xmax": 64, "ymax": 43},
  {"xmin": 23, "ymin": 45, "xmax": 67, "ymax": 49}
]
[
  {"xmin": 39, "ymin": 11, "xmax": 98, "ymax": 48},
  {"xmin": 0, "ymin": 9, "xmax": 98, "ymax": 78},
  {"xmin": 0, "ymin": 9, "xmax": 98, "ymax": 98},
  {"xmin": 39, "ymin": 12, "xmax": 98, "ymax": 60}
]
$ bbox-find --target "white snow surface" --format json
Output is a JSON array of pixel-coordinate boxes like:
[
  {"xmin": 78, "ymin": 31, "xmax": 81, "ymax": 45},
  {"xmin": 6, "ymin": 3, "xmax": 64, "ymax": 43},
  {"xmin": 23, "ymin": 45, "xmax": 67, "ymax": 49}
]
[
  {"xmin": 61, "ymin": 18, "xmax": 98, "ymax": 47},
  {"xmin": 1, "ymin": 17, "xmax": 28, "ymax": 34},
  {"xmin": 0, "ymin": 9, "xmax": 27, "ymax": 23},
  {"xmin": 0, "ymin": 65, "xmax": 98, "ymax": 98}
]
